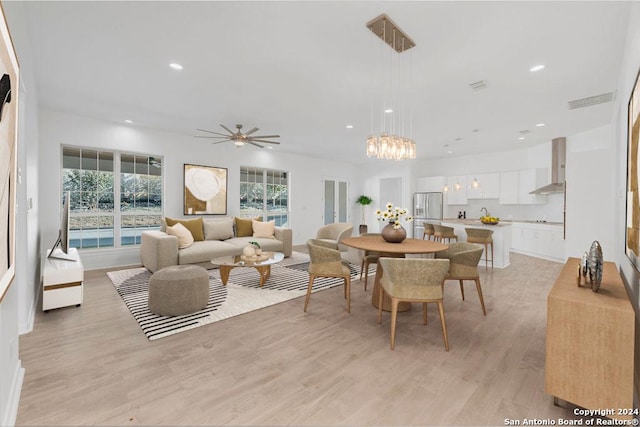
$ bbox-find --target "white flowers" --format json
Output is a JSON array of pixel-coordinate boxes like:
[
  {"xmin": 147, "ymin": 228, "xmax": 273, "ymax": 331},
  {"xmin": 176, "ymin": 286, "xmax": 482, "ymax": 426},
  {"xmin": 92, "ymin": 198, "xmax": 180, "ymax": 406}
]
[{"xmin": 375, "ymin": 202, "xmax": 413, "ymax": 229}]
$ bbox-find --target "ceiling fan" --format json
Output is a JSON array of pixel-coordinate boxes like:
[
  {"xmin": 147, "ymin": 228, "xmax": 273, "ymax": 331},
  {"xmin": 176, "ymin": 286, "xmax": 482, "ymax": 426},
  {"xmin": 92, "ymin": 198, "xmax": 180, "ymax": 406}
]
[{"xmin": 195, "ymin": 124, "xmax": 281, "ymax": 148}]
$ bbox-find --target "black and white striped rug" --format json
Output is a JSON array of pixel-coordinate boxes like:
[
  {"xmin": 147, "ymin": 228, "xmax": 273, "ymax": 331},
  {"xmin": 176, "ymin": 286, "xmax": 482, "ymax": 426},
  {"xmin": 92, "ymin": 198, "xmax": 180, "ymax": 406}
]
[{"xmin": 107, "ymin": 252, "xmax": 375, "ymax": 340}]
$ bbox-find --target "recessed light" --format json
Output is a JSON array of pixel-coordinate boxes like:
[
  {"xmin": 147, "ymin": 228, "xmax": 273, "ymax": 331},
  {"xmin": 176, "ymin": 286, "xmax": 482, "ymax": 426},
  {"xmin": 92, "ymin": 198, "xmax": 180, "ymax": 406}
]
[
  {"xmin": 267, "ymin": 146, "xmax": 273, "ymax": 149},
  {"xmin": 346, "ymin": 125, "xmax": 354, "ymax": 129},
  {"xmin": 536, "ymin": 123, "xmax": 545, "ymax": 127},
  {"xmin": 530, "ymin": 64, "xmax": 545, "ymax": 72},
  {"xmin": 518, "ymin": 137, "xmax": 525, "ymax": 140},
  {"xmin": 384, "ymin": 108, "xmax": 393, "ymax": 114},
  {"xmin": 124, "ymin": 120, "xmax": 133, "ymax": 124},
  {"xmin": 447, "ymin": 150, "xmax": 453, "ymax": 154},
  {"xmin": 169, "ymin": 63, "xmax": 183, "ymax": 70}
]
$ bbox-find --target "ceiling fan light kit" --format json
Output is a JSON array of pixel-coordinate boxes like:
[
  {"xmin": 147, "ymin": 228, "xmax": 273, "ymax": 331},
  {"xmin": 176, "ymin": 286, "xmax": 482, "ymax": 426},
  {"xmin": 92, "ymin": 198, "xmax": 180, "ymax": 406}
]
[
  {"xmin": 195, "ymin": 124, "xmax": 280, "ymax": 149},
  {"xmin": 365, "ymin": 14, "xmax": 416, "ymax": 161}
]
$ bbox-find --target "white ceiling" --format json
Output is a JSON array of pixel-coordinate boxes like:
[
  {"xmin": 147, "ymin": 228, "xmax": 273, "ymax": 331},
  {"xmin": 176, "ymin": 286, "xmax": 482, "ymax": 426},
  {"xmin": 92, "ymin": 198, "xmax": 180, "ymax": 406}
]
[{"xmin": 18, "ymin": 1, "xmax": 631, "ymax": 163}]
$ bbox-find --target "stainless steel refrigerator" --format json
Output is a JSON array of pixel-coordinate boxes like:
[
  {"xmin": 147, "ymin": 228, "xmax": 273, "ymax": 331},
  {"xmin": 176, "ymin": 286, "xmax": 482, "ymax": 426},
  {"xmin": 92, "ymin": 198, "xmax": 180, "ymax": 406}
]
[{"xmin": 413, "ymin": 192, "xmax": 443, "ymax": 238}]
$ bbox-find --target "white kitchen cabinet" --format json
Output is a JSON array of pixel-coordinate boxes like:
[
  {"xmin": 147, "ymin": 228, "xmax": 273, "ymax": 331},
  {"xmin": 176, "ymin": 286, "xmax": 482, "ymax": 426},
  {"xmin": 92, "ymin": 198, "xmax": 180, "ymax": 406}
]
[
  {"xmin": 445, "ymin": 175, "xmax": 467, "ymax": 205},
  {"xmin": 509, "ymin": 222, "xmax": 565, "ymax": 262},
  {"xmin": 499, "ymin": 171, "xmax": 519, "ymax": 204},
  {"xmin": 499, "ymin": 169, "xmax": 547, "ymax": 205},
  {"xmin": 467, "ymin": 173, "xmax": 500, "ymax": 199},
  {"xmin": 416, "ymin": 176, "xmax": 445, "ymax": 193},
  {"xmin": 518, "ymin": 168, "xmax": 547, "ymax": 205}
]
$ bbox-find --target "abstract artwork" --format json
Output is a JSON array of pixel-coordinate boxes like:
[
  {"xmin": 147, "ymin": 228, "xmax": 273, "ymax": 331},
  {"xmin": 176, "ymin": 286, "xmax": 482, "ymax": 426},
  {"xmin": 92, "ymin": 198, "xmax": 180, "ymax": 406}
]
[
  {"xmin": 626, "ymin": 67, "xmax": 640, "ymax": 271},
  {"xmin": 0, "ymin": 4, "xmax": 19, "ymax": 303},
  {"xmin": 184, "ymin": 164, "xmax": 228, "ymax": 215}
]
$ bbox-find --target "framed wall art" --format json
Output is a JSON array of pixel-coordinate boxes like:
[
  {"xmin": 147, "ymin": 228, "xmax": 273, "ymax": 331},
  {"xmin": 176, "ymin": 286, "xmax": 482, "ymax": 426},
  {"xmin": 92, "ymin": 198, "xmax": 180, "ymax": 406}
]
[
  {"xmin": 184, "ymin": 164, "xmax": 228, "ymax": 215},
  {"xmin": 0, "ymin": 4, "xmax": 19, "ymax": 303},
  {"xmin": 625, "ymin": 66, "xmax": 640, "ymax": 271}
]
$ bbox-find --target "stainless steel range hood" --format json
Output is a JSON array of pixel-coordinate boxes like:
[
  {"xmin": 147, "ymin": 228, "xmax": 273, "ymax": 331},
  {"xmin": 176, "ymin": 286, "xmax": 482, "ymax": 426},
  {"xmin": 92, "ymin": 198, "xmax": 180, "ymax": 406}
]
[{"xmin": 529, "ymin": 137, "xmax": 566, "ymax": 195}]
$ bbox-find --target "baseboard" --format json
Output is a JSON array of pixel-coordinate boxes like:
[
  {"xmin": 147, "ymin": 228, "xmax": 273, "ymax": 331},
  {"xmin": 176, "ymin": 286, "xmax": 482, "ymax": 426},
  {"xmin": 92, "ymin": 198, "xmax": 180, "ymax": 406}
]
[
  {"xmin": 509, "ymin": 249, "xmax": 565, "ymax": 264},
  {"xmin": 2, "ymin": 361, "xmax": 24, "ymax": 427}
]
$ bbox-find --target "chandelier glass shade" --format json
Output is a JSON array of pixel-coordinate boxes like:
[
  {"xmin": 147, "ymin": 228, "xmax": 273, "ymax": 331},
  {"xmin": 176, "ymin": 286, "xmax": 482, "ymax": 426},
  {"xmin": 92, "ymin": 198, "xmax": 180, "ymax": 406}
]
[{"xmin": 365, "ymin": 14, "xmax": 416, "ymax": 161}]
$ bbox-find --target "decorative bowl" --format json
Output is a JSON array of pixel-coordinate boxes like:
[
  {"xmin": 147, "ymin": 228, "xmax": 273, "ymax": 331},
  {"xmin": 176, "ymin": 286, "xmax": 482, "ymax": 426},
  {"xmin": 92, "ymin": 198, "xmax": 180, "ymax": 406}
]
[{"xmin": 480, "ymin": 218, "xmax": 499, "ymax": 225}]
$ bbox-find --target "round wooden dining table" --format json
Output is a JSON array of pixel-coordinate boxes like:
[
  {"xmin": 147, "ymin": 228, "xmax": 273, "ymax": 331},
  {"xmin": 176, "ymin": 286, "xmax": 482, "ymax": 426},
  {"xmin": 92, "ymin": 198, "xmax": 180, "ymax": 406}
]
[{"xmin": 342, "ymin": 235, "xmax": 449, "ymax": 312}]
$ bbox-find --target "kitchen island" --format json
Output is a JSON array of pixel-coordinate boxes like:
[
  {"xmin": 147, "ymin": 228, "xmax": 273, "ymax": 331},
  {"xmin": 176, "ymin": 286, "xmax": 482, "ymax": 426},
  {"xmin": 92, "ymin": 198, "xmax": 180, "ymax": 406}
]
[{"xmin": 441, "ymin": 219, "xmax": 512, "ymax": 268}]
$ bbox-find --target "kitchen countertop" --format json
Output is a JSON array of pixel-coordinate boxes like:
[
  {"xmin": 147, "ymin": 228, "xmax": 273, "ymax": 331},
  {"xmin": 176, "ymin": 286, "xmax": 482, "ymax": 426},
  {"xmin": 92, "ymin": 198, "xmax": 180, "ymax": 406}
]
[{"xmin": 443, "ymin": 218, "xmax": 564, "ymax": 226}]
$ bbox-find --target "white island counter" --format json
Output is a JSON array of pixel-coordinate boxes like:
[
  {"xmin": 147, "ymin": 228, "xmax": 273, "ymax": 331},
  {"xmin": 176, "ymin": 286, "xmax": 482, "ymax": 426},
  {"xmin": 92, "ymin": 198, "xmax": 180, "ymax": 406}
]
[{"xmin": 440, "ymin": 219, "xmax": 512, "ymax": 268}]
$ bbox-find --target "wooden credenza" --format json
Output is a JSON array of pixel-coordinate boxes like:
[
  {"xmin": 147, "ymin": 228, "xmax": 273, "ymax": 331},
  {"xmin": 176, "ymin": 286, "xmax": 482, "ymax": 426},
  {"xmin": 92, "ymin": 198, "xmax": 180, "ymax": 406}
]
[{"xmin": 545, "ymin": 258, "xmax": 635, "ymax": 421}]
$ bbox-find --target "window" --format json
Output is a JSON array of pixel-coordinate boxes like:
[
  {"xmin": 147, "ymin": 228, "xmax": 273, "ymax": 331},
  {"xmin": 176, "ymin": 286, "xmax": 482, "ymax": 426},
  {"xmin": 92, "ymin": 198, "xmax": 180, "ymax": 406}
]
[
  {"xmin": 62, "ymin": 146, "xmax": 162, "ymax": 249},
  {"xmin": 239, "ymin": 167, "xmax": 289, "ymax": 226}
]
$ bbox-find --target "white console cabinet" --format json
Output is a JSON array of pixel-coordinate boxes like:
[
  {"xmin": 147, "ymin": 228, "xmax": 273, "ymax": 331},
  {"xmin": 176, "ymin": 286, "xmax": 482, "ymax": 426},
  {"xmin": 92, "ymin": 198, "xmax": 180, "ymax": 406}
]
[{"xmin": 43, "ymin": 248, "xmax": 84, "ymax": 311}]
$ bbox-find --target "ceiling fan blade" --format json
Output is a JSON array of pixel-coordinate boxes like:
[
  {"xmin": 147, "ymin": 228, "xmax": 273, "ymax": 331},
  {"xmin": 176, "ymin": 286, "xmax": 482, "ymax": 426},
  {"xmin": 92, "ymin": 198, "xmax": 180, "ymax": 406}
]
[
  {"xmin": 246, "ymin": 141, "xmax": 264, "ymax": 148},
  {"xmin": 249, "ymin": 134, "xmax": 280, "ymax": 139},
  {"xmin": 211, "ymin": 139, "xmax": 232, "ymax": 144},
  {"xmin": 220, "ymin": 124, "xmax": 236, "ymax": 135},
  {"xmin": 249, "ymin": 139, "xmax": 280, "ymax": 145},
  {"xmin": 194, "ymin": 135, "xmax": 231, "ymax": 139},
  {"xmin": 244, "ymin": 127, "xmax": 259, "ymax": 136},
  {"xmin": 196, "ymin": 128, "xmax": 231, "ymax": 137}
]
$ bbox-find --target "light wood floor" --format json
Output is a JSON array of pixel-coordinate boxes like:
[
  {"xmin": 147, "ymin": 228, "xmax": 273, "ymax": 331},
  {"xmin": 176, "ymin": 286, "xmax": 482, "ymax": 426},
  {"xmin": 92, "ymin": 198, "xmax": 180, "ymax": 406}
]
[{"xmin": 17, "ymin": 249, "xmax": 587, "ymax": 426}]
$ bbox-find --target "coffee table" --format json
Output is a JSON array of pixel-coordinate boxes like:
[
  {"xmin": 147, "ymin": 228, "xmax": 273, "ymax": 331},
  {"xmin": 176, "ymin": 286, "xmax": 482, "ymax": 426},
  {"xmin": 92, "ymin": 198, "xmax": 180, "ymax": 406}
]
[{"xmin": 211, "ymin": 252, "xmax": 285, "ymax": 286}]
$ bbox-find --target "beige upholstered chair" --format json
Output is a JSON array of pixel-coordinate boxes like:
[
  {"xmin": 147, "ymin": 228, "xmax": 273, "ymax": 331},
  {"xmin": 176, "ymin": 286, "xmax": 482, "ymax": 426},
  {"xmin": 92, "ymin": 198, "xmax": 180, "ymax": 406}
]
[
  {"xmin": 422, "ymin": 223, "xmax": 436, "ymax": 241},
  {"xmin": 305, "ymin": 239, "xmax": 351, "ymax": 313},
  {"xmin": 433, "ymin": 224, "xmax": 458, "ymax": 243},
  {"xmin": 359, "ymin": 233, "xmax": 381, "ymax": 291},
  {"xmin": 316, "ymin": 223, "xmax": 354, "ymax": 252},
  {"xmin": 377, "ymin": 258, "xmax": 451, "ymax": 351},
  {"xmin": 435, "ymin": 242, "xmax": 486, "ymax": 315},
  {"xmin": 465, "ymin": 228, "xmax": 494, "ymax": 270}
]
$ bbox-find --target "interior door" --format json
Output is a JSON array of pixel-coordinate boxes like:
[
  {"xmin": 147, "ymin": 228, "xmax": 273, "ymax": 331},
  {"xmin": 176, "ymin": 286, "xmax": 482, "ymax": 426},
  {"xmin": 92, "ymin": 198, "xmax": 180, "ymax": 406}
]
[{"xmin": 323, "ymin": 179, "xmax": 348, "ymax": 225}]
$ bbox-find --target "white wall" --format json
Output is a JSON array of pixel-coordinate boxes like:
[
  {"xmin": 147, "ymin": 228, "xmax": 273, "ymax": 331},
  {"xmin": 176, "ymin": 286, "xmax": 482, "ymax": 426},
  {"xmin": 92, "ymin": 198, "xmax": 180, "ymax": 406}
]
[
  {"xmin": 612, "ymin": 1, "xmax": 640, "ymax": 406},
  {"xmin": 38, "ymin": 109, "xmax": 363, "ymax": 269},
  {"xmin": 565, "ymin": 124, "xmax": 616, "ymax": 260}
]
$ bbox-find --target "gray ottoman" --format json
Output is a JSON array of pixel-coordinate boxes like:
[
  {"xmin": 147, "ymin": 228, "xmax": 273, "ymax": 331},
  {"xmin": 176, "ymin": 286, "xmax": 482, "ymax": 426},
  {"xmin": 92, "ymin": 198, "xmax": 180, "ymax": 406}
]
[{"xmin": 148, "ymin": 265, "xmax": 210, "ymax": 316}]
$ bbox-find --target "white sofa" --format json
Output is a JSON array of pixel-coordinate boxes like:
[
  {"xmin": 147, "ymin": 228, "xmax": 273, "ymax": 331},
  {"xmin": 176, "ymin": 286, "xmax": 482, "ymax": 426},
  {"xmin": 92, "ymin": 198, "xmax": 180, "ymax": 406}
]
[{"xmin": 140, "ymin": 217, "xmax": 293, "ymax": 273}]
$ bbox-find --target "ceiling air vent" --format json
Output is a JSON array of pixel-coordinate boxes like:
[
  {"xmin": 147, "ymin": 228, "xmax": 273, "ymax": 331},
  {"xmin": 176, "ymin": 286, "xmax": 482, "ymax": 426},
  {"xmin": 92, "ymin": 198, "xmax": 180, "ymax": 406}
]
[
  {"xmin": 519, "ymin": 129, "xmax": 531, "ymax": 135},
  {"xmin": 469, "ymin": 80, "xmax": 488, "ymax": 90},
  {"xmin": 568, "ymin": 92, "xmax": 616, "ymax": 110}
]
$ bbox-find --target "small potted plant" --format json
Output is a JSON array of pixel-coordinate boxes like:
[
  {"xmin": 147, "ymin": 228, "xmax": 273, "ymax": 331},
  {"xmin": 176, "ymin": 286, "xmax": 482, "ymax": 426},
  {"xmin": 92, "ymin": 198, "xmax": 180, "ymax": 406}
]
[{"xmin": 356, "ymin": 195, "xmax": 373, "ymax": 234}]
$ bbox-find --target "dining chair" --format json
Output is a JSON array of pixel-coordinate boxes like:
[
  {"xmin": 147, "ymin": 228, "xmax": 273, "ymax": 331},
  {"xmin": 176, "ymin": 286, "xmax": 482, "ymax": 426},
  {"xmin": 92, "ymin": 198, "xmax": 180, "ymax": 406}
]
[
  {"xmin": 359, "ymin": 233, "xmax": 381, "ymax": 291},
  {"xmin": 305, "ymin": 239, "xmax": 351, "ymax": 313},
  {"xmin": 315, "ymin": 223, "xmax": 354, "ymax": 252},
  {"xmin": 377, "ymin": 257, "xmax": 451, "ymax": 351},
  {"xmin": 433, "ymin": 224, "xmax": 458, "ymax": 243},
  {"xmin": 435, "ymin": 242, "xmax": 486, "ymax": 315},
  {"xmin": 422, "ymin": 222, "xmax": 436, "ymax": 241},
  {"xmin": 465, "ymin": 228, "xmax": 494, "ymax": 270}
]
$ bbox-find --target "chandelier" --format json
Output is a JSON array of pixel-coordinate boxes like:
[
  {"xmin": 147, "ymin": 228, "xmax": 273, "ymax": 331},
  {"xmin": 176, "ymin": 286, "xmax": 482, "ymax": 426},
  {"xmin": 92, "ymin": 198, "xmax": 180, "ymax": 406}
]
[{"xmin": 365, "ymin": 14, "xmax": 417, "ymax": 160}]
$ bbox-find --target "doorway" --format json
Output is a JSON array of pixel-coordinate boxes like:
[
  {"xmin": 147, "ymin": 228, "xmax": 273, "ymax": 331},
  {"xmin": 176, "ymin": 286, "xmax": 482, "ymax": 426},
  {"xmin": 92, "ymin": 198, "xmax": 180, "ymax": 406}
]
[{"xmin": 323, "ymin": 179, "xmax": 348, "ymax": 225}]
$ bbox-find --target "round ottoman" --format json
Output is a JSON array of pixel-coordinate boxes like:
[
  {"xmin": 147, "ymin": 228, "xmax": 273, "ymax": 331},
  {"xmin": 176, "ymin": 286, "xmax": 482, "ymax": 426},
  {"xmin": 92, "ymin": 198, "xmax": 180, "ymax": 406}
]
[{"xmin": 148, "ymin": 265, "xmax": 210, "ymax": 316}]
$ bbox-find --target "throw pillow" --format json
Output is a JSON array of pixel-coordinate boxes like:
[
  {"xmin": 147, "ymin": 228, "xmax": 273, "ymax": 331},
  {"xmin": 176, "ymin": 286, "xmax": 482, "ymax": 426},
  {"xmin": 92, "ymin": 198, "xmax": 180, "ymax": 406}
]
[
  {"xmin": 203, "ymin": 217, "xmax": 234, "ymax": 240},
  {"xmin": 165, "ymin": 217, "xmax": 204, "ymax": 241},
  {"xmin": 235, "ymin": 217, "xmax": 260, "ymax": 237},
  {"xmin": 252, "ymin": 219, "xmax": 275, "ymax": 238},
  {"xmin": 166, "ymin": 223, "xmax": 194, "ymax": 249}
]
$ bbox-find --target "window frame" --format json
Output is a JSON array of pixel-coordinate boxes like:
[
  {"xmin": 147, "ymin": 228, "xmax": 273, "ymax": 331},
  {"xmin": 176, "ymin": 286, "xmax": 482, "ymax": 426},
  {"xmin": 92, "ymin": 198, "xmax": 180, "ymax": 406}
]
[
  {"xmin": 239, "ymin": 166, "xmax": 289, "ymax": 227},
  {"xmin": 61, "ymin": 145, "xmax": 164, "ymax": 250}
]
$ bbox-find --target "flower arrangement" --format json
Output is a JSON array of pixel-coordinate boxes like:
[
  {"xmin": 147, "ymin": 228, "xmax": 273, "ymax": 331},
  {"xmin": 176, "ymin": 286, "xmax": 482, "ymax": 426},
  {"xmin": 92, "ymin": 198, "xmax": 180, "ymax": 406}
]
[{"xmin": 375, "ymin": 202, "xmax": 413, "ymax": 229}]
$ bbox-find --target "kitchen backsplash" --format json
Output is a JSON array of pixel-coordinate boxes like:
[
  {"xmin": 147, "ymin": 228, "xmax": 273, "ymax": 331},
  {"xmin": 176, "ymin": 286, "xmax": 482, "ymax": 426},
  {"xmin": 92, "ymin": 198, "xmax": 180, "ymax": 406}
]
[{"xmin": 444, "ymin": 193, "xmax": 564, "ymax": 222}]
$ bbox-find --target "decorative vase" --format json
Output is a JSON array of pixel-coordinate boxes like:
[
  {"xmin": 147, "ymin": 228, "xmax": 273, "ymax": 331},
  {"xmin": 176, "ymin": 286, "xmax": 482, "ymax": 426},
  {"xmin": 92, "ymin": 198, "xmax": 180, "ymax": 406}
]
[
  {"xmin": 381, "ymin": 222, "xmax": 406, "ymax": 243},
  {"xmin": 242, "ymin": 245, "xmax": 256, "ymax": 257}
]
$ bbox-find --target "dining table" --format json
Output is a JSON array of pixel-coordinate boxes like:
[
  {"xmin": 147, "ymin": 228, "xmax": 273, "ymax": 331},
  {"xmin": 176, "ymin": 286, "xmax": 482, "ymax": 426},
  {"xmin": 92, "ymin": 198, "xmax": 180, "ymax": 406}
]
[{"xmin": 341, "ymin": 235, "xmax": 449, "ymax": 312}]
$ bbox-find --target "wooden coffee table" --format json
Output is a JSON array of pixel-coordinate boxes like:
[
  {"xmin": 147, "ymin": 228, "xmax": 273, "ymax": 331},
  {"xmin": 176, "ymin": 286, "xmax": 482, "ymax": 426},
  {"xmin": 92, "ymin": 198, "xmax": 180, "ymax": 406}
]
[{"xmin": 211, "ymin": 252, "xmax": 285, "ymax": 286}]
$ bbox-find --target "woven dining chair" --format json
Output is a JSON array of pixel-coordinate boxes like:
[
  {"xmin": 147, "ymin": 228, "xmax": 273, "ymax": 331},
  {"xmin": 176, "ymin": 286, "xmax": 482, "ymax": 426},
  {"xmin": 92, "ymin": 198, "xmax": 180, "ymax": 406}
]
[
  {"xmin": 359, "ymin": 233, "xmax": 381, "ymax": 291},
  {"xmin": 304, "ymin": 239, "xmax": 351, "ymax": 313},
  {"xmin": 377, "ymin": 257, "xmax": 451, "ymax": 351},
  {"xmin": 435, "ymin": 242, "xmax": 486, "ymax": 315}
]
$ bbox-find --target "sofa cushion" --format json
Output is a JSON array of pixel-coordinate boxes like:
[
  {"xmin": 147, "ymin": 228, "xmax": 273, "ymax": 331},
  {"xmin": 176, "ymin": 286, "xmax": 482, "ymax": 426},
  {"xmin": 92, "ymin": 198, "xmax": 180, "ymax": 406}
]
[
  {"xmin": 166, "ymin": 223, "xmax": 194, "ymax": 249},
  {"xmin": 166, "ymin": 217, "xmax": 205, "ymax": 241},
  {"xmin": 235, "ymin": 217, "xmax": 259, "ymax": 237},
  {"xmin": 203, "ymin": 217, "xmax": 234, "ymax": 240},
  {"xmin": 178, "ymin": 240, "xmax": 240, "ymax": 265},
  {"xmin": 252, "ymin": 219, "xmax": 275, "ymax": 238}
]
